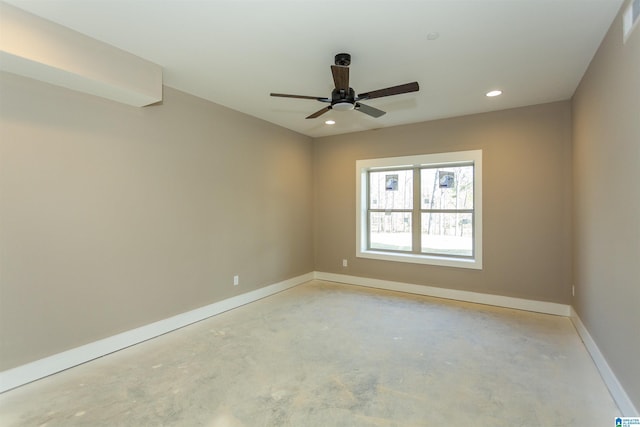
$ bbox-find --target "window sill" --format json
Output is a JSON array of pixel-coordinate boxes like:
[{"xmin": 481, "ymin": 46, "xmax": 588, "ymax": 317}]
[{"xmin": 356, "ymin": 250, "xmax": 482, "ymax": 270}]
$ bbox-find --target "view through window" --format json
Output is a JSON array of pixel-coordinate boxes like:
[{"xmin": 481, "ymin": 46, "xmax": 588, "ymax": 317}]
[{"xmin": 357, "ymin": 150, "xmax": 482, "ymax": 269}]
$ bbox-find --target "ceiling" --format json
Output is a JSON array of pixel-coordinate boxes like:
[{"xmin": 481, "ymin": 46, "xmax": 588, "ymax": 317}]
[{"xmin": 4, "ymin": 0, "xmax": 623, "ymax": 138}]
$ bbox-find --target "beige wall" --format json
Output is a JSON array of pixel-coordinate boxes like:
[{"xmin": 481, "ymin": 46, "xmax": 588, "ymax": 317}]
[
  {"xmin": 313, "ymin": 101, "xmax": 573, "ymax": 304},
  {"xmin": 572, "ymin": 3, "xmax": 640, "ymax": 410},
  {"xmin": 2, "ymin": 6, "xmax": 637, "ymax": 409},
  {"xmin": 0, "ymin": 72, "xmax": 314, "ymax": 371}
]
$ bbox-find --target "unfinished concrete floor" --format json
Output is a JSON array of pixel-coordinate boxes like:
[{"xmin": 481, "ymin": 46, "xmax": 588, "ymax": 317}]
[{"xmin": 0, "ymin": 280, "xmax": 619, "ymax": 426}]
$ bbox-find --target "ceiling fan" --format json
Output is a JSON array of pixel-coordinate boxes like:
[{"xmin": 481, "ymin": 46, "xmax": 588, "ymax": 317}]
[{"xmin": 270, "ymin": 53, "xmax": 419, "ymax": 119}]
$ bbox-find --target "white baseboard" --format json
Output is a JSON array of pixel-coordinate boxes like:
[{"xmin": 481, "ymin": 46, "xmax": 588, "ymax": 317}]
[
  {"xmin": 0, "ymin": 272, "xmax": 314, "ymax": 393},
  {"xmin": 570, "ymin": 308, "xmax": 638, "ymax": 416},
  {"xmin": 5, "ymin": 271, "xmax": 634, "ymax": 417},
  {"xmin": 316, "ymin": 272, "xmax": 640, "ymax": 413},
  {"xmin": 314, "ymin": 271, "xmax": 570, "ymax": 316}
]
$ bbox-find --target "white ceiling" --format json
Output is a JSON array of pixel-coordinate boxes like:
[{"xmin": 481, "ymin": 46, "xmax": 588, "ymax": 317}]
[{"xmin": 4, "ymin": 0, "xmax": 623, "ymax": 138}]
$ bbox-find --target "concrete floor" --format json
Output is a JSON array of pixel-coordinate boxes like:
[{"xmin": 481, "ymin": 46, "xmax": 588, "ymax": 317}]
[{"xmin": 0, "ymin": 280, "xmax": 619, "ymax": 426}]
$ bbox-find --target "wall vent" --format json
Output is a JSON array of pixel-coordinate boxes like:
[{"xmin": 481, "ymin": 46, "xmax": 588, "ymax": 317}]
[{"xmin": 623, "ymin": 0, "xmax": 640, "ymax": 42}]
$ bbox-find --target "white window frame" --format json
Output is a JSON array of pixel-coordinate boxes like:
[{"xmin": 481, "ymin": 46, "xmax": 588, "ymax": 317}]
[
  {"xmin": 356, "ymin": 150, "xmax": 482, "ymax": 270},
  {"xmin": 623, "ymin": 0, "xmax": 640, "ymax": 43}
]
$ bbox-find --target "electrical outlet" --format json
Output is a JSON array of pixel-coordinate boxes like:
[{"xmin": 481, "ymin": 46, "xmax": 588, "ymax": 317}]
[
  {"xmin": 233, "ymin": 275, "xmax": 239, "ymax": 286},
  {"xmin": 342, "ymin": 259, "xmax": 348, "ymax": 268}
]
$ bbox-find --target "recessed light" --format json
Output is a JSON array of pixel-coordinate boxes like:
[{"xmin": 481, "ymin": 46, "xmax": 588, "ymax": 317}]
[
  {"xmin": 427, "ymin": 32, "xmax": 440, "ymax": 40},
  {"xmin": 486, "ymin": 90, "xmax": 503, "ymax": 97},
  {"xmin": 325, "ymin": 120, "xmax": 336, "ymax": 125}
]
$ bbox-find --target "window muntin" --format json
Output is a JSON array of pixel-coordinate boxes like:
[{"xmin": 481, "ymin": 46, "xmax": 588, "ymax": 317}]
[{"xmin": 356, "ymin": 150, "xmax": 482, "ymax": 269}]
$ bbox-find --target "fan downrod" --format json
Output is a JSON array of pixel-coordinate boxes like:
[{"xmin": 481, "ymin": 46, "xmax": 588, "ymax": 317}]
[{"xmin": 334, "ymin": 53, "xmax": 351, "ymax": 67}]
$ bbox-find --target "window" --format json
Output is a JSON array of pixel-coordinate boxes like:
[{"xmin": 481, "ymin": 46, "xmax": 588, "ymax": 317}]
[
  {"xmin": 356, "ymin": 150, "xmax": 482, "ymax": 269},
  {"xmin": 623, "ymin": 0, "xmax": 640, "ymax": 42}
]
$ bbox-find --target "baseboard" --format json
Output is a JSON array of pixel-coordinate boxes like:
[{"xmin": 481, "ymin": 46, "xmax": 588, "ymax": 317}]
[
  {"xmin": 314, "ymin": 271, "xmax": 570, "ymax": 316},
  {"xmin": 6, "ymin": 271, "xmax": 633, "ymax": 416},
  {"xmin": 570, "ymin": 308, "xmax": 638, "ymax": 416},
  {"xmin": 0, "ymin": 272, "xmax": 314, "ymax": 393},
  {"xmin": 313, "ymin": 272, "xmax": 636, "ymax": 414}
]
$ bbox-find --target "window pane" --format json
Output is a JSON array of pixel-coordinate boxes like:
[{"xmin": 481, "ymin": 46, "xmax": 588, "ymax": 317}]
[
  {"xmin": 421, "ymin": 213, "xmax": 472, "ymax": 256},
  {"xmin": 369, "ymin": 170, "xmax": 413, "ymax": 210},
  {"xmin": 369, "ymin": 212, "xmax": 412, "ymax": 251},
  {"xmin": 421, "ymin": 166, "xmax": 473, "ymax": 210}
]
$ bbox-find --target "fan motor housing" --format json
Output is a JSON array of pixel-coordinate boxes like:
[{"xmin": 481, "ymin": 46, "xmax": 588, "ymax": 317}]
[{"xmin": 331, "ymin": 87, "xmax": 356, "ymax": 110}]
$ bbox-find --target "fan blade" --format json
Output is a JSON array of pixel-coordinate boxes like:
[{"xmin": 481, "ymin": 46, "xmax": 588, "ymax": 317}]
[
  {"xmin": 357, "ymin": 82, "xmax": 419, "ymax": 100},
  {"xmin": 355, "ymin": 103, "xmax": 386, "ymax": 118},
  {"xmin": 331, "ymin": 65, "xmax": 349, "ymax": 92},
  {"xmin": 271, "ymin": 93, "xmax": 330, "ymax": 102},
  {"xmin": 306, "ymin": 106, "xmax": 331, "ymax": 119}
]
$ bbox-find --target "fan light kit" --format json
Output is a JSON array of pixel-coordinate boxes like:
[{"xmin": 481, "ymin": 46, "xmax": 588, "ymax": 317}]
[
  {"xmin": 325, "ymin": 120, "xmax": 336, "ymax": 125},
  {"xmin": 332, "ymin": 101, "xmax": 354, "ymax": 111},
  {"xmin": 270, "ymin": 53, "xmax": 419, "ymax": 119}
]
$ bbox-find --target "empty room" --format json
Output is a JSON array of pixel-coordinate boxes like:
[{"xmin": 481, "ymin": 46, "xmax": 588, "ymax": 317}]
[{"xmin": 0, "ymin": 0, "xmax": 638, "ymax": 425}]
